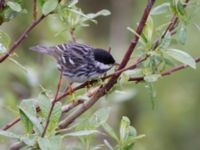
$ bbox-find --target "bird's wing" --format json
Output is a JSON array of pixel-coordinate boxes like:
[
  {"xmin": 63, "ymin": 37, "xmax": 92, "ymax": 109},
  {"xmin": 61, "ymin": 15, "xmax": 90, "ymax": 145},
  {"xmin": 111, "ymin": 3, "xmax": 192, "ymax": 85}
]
[{"xmin": 54, "ymin": 42, "xmax": 95, "ymax": 69}]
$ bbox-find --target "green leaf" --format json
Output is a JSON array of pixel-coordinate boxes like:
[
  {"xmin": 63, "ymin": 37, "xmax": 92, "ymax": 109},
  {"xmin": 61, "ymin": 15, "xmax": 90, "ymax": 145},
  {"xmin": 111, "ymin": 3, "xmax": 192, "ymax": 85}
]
[
  {"xmin": 160, "ymin": 31, "xmax": 171, "ymax": 49},
  {"xmin": 63, "ymin": 130, "xmax": 99, "ymax": 137},
  {"xmin": 127, "ymin": 27, "xmax": 146, "ymax": 45},
  {"xmin": 144, "ymin": 74, "xmax": 161, "ymax": 82},
  {"xmin": 89, "ymin": 107, "xmax": 111, "ymax": 128},
  {"xmin": 165, "ymin": 48, "xmax": 196, "ymax": 69},
  {"xmin": 96, "ymin": 9, "xmax": 111, "ymax": 16},
  {"xmin": 177, "ymin": 24, "xmax": 187, "ymax": 45},
  {"xmin": 143, "ymin": 16, "xmax": 154, "ymax": 43},
  {"xmin": 104, "ymin": 139, "xmax": 114, "ymax": 150},
  {"xmin": 0, "ymin": 130, "xmax": 20, "ymax": 139},
  {"xmin": 21, "ymin": 135, "xmax": 37, "ymax": 146},
  {"xmin": 38, "ymin": 136, "xmax": 63, "ymax": 150},
  {"xmin": 103, "ymin": 123, "xmax": 119, "ymax": 142},
  {"xmin": 7, "ymin": 1, "xmax": 22, "ymax": 12},
  {"xmin": 19, "ymin": 100, "xmax": 36, "ymax": 134},
  {"xmin": 9, "ymin": 58, "xmax": 28, "ymax": 72},
  {"xmin": 0, "ymin": 30, "xmax": 11, "ymax": 53},
  {"xmin": 19, "ymin": 107, "xmax": 43, "ymax": 134},
  {"xmin": 151, "ymin": 3, "xmax": 170, "ymax": 15},
  {"xmin": 47, "ymin": 102, "xmax": 62, "ymax": 134},
  {"xmin": 120, "ymin": 116, "xmax": 130, "ymax": 141},
  {"xmin": 37, "ymin": 94, "xmax": 51, "ymax": 118},
  {"xmin": 68, "ymin": 0, "xmax": 79, "ymax": 7},
  {"xmin": 42, "ymin": 0, "xmax": 58, "ymax": 15}
]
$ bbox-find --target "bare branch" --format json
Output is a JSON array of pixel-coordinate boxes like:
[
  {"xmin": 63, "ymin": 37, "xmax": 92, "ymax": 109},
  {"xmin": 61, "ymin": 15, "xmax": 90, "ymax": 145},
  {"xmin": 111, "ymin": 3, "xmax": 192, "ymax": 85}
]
[
  {"xmin": 33, "ymin": 0, "xmax": 37, "ymax": 21},
  {"xmin": 41, "ymin": 69, "xmax": 63, "ymax": 137},
  {"xmin": 0, "ymin": 15, "xmax": 46, "ymax": 63}
]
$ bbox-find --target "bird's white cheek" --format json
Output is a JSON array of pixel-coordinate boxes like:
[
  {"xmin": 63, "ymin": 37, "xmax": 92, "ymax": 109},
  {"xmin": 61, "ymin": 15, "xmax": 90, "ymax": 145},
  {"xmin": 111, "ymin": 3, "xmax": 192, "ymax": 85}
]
[{"xmin": 97, "ymin": 62, "xmax": 112, "ymax": 70}]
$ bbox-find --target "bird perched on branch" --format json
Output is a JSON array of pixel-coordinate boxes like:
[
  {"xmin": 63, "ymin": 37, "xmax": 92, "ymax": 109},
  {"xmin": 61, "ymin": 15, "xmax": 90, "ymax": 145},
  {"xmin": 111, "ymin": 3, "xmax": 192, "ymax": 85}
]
[{"xmin": 30, "ymin": 42, "xmax": 116, "ymax": 83}]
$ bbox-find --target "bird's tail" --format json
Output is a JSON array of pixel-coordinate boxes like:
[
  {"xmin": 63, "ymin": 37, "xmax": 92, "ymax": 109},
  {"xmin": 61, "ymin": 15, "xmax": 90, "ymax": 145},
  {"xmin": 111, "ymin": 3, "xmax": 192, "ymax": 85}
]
[{"xmin": 30, "ymin": 45, "xmax": 55, "ymax": 55}]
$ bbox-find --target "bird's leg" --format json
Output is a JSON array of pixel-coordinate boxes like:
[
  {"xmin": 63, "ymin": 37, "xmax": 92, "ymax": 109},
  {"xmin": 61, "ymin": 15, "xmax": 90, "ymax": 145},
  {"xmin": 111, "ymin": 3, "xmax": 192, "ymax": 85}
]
[{"xmin": 63, "ymin": 82, "xmax": 76, "ymax": 100}]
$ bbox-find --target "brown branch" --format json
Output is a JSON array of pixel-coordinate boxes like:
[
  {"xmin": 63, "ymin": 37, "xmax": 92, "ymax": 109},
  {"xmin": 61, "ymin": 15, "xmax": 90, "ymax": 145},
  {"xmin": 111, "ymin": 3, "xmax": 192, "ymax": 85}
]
[
  {"xmin": 0, "ymin": 0, "xmax": 63, "ymax": 63},
  {"xmin": 33, "ymin": 0, "xmax": 37, "ymax": 21},
  {"xmin": 129, "ymin": 56, "xmax": 200, "ymax": 82},
  {"xmin": 0, "ymin": 15, "xmax": 45, "ymax": 63},
  {"xmin": 152, "ymin": 0, "xmax": 190, "ymax": 50},
  {"xmin": 0, "ymin": 0, "xmax": 5, "ymax": 11},
  {"xmin": 1, "ymin": 118, "xmax": 20, "ymax": 130},
  {"xmin": 9, "ymin": 141, "xmax": 25, "ymax": 150},
  {"xmin": 41, "ymin": 69, "xmax": 63, "ymax": 137}
]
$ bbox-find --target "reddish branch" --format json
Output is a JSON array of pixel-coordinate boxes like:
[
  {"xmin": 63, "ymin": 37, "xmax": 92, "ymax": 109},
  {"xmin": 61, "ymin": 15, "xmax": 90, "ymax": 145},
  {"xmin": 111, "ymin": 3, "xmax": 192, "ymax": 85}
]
[
  {"xmin": 41, "ymin": 69, "xmax": 64, "ymax": 137},
  {"xmin": 0, "ymin": 15, "xmax": 45, "ymax": 63},
  {"xmin": 153, "ymin": 0, "xmax": 190, "ymax": 50},
  {"xmin": 33, "ymin": 0, "xmax": 37, "ymax": 21},
  {"xmin": 129, "ymin": 57, "xmax": 200, "ymax": 82},
  {"xmin": 0, "ymin": 0, "xmax": 5, "ymax": 11}
]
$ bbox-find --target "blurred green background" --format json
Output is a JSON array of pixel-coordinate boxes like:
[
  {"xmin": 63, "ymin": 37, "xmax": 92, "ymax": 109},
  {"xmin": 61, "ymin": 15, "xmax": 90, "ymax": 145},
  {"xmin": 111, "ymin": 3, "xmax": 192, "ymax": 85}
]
[{"xmin": 0, "ymin": 0, "xmax": 200, "ymax": 149}]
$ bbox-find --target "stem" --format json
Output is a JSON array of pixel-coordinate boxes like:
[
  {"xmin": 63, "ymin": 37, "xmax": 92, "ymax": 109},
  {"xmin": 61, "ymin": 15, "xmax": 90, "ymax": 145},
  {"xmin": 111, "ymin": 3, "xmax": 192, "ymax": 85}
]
[
  {"xmin": 41, "ymin": 69, "xmax": 63, "ymax": 137},
  {"xmin": 129, "ymin": 57, "xmax": 200, "ymax": 82},
  {"xmin": 33, "ymin": 0, "xmax": 37, "ymax": 21},
  {"xmin": 0, "ymin": 15, "xmax": 46, "ymax": 63}
]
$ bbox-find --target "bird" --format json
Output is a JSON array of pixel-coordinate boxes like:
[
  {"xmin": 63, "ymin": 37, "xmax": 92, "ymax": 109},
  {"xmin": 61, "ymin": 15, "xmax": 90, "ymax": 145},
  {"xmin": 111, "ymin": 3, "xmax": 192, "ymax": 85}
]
[{"xmin": 30, "ymin": 42, "xmax": 116, "ymax": 83}]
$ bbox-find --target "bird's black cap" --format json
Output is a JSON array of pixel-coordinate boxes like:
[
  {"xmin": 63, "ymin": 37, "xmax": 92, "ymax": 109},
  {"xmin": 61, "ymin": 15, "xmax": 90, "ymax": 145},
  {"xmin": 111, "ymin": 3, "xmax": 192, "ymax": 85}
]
[{"xmin": 93, "ymin": 48, "xmax": 115, "ymax": 65}]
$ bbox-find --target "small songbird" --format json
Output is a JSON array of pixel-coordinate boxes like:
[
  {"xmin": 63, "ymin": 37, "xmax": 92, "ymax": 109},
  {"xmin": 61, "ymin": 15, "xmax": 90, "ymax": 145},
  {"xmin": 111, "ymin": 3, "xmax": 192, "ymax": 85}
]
[{"xmin": 30, "ymin": 42, "xmax": 116, "ymax": 83}]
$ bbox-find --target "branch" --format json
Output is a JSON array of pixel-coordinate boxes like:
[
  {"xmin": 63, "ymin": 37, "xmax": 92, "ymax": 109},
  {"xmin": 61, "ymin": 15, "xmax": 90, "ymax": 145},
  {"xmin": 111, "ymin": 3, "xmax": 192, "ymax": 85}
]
[
  {"xmin": 0, "ymin": 0, "xmax": 5, "ymax": 11},
  {"xmin": 0, "ymin": 15, "xmax": 45, "ymax": 63},
  {"xmin": 152, "ymin": 0, "xmax": 190, "ymax": 50},
  {"xmin": 57, "ymin": 0, "xmax": 156, "ymax": 128},
  {"xmin": 129, "ymin": 56, "xmax": 200, "ymax": 82},
  {"xmin": 33, "ymin": 0, "xmax": 37, "ymax": 21},
  {"xmin": 41, "ymin": 69, "xmax": 63, "ymax": 137}
]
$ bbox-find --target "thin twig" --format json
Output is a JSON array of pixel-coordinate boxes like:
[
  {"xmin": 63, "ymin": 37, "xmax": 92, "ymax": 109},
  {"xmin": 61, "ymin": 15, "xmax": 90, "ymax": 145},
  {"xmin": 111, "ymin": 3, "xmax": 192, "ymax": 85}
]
[
  {"xmin": 41, "ymin": 69, "xmax": 63, "ymax": 137},
  {"xmin": 152, "ymin": 0, "xmax": 190, "ymax": 50},
  {"xmin": 0, "ymin": 15, "xmax": 46, "ymax": 63},
  {"xmin": 0, "ymin": 0, "xmax": 5, "ymax": 11},
  {"xmin": 129, "ymin": 56, "xmax": 200, "ymax": 82},
  {"xmin": 33, "ymin": 0, "xmax": 37, "ymax": 21}
]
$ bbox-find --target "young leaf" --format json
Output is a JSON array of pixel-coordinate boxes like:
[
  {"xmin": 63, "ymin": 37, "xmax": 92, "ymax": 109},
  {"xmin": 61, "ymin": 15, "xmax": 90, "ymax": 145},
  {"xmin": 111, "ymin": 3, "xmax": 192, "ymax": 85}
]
[
  {"xmin": 38, "ymin": 136, "xmax": 63, "ymax": 150},
  {"xmin": 177, "ymin": 24, "xmax": 187, "ymax": 45},
  {"xmin": 165, "ymin": 48, "xmax": 196, "ymax": 69},
  {"xmin": 0, "ymin": 130, "xmax": 20, "ymax": 139},
  {"xmin": 104, "ymin": 139, "xmax": 114, "ymax": 150},
  {"xmin": 37, "ymin": 94, "xmax": 51, "ymax": 118},
  {"xmin": 19, "ymin": 100, "xmax": 36, "ymax": 134},
  {"xmin": 144, "ymin": 74, "xmax": 161, "ymax": 82},
  {"xmin": 151, "ymin": 2, "xmax": 170, "ymax": 15},
  {"xmin": 19, "ymin": 107, "xmax": 43, "ymax": 134},
  {"xmin": 103, "ymin": 123, "xmax": 119, "ymax": 142},
  {"xmin": 47, "ymin": 102, "xmax": 62, "ymax": 134},
  {"xmin": 96, "ymin": 9, "xmax": 111, "ymax": 16},
  {"xmin": 7, "ymin": 1, "xmax": 22, "ymax": 12},
  {"xmin": 63, "ymin": 130, "xmax": 99, "ymax": 137},
  {"xmin": 0, "ymin": 30, "xmax": 11, "ymax": 53},
  {"xmin": 89, "ymin": 107, "xmax": 111, "ymax": 128},
  {"xmin": 42, "ymin": 0, "xmax": 58, "ymax": 15},
  {"xmin": 120, "ymin": 116, "xmax": 130, "ymax": 141},
  {"xmin": 68, "ymin": 0, "xmax": 79, "ymax": 7}
]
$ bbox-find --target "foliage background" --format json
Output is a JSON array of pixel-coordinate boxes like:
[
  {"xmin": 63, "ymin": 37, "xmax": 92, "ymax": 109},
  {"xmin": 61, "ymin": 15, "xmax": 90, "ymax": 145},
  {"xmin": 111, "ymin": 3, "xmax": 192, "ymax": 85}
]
[{"xmin": 0, "ymin": 0, "xmax": 200, "ymax": 149}]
